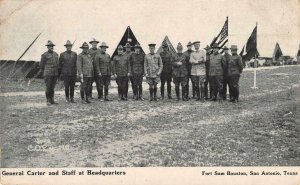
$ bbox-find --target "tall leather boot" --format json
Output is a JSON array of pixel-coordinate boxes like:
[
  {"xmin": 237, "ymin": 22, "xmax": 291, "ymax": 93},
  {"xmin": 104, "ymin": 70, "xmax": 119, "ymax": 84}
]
[
  {"xmin": 192, "ymin": 82, "xmax": 196, "ymax": 99},
  {"xmin": 104, "ymin": 86, "xmax": 111, "ymax": 101},
  {"xmin": 200, "ymin": 86, "xmax": 205, "ymax": 103},
  {"xmin": 65, "ymin": 88, "xmax": 69, "ymax": 102},
  {"xmin": 160, "ymin": 85, "xmax": 164, "ymax": 100},
  {"xmin": 50, "ymin": 90, "xmax": 58, "ymax": 104},
  {"xmin": 175, "ymin": 86, "xmax": 180, "ymax": 101},
  {"xmin": 154, "ymin": 87, "xmax": 158, "ymax": 101},
  {"xmin": 149, "ymin": 88, "xmax": 153, "ymax": 101},
  {"xmin": 182, "ymin": 86, "xmax": 187, "ymax": 101},
  {"xmin": 46, "ymin": 91, "xmax": 51, "ymax": 105},
  {"xmin": 139, "ymin": 85, "xmax": 143, "ymax": 100},
  {"xmin": 167, "ymin": 82, "xmax": 172, "ymax": 99},
  {"xmin": 196, "ymin": 86, "xmax": 201, "ymax": 101}
]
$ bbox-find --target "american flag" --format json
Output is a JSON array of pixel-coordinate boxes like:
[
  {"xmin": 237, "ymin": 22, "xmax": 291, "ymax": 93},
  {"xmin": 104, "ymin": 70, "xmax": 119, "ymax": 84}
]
[{"xmin": 210, "ymin": 17, "xmax": 228, "ymax": 48}]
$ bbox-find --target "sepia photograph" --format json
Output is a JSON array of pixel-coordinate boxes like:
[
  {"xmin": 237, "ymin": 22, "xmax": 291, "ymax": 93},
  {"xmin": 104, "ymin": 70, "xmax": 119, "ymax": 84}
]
[{"xmin": 0, "ymin": 0, "xmax": 299, "ymax": 183}]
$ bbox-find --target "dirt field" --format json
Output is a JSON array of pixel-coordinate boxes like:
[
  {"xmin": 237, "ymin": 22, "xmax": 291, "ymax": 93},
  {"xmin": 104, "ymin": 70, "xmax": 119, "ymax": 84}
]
[{"xmin": 0, "ymin": 66, "xmax": 299, "ymax": 167}]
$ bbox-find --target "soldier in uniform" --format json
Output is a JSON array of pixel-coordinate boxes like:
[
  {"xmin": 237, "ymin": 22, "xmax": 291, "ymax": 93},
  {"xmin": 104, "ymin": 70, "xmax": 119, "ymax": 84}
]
[
  {"xmin": 124, "ymin": 43, "xmax": 134, "ymax": 99},
  {"xmin": 209, "ymin": 43, "xmax": 226, "ymax": 102},
  {"xmin": 76, "ymin": 42, "xmax": 93, "ymax": 104},
  {"xmin": 112, "ymin": 45, "xmax": 131, "ymax": 101},
  {"xmin": 40, "ymin": 40, "xmax": 60, "ymax": 105},
  {"xmin": 222, "ymin": 46, "xmax": 231, "ymax": 100},
  {"xmin": 59, "ymin": 40, "xmax": 77, "ymax": 103},
  {"xmin": 189, "ymin": 41, "xmax": 206, "ymax": 102},
  {"xmin": 183, "ymin": 41, "xmax": 195, "ymax": 100},
  {"xmin": 129, "ymin": 43, "xmax": 145, "ymax": 100},
  {"xmin": 144, "ymin": 43, "xmax": 163, "ymax": 101},
  {"xmin": 95, "ymin": 42, "xmax": 113, "ymax": 101},
  {"xmin": 172, "ymin": 43, "xmax": 188, "ymax": 101},
  {"xmin": 204, "ymin": 45, "xmax": 212, "ymax": 100},
  {"xmin": 159, "ymin": 41, "xmax": 173, "ymax": 99},
  {"xmin": 228, "ymin": 45, "xmax": 243, "ymax": 103},
  {"xmin": 88, "ymin": 38, "xmax": 102, "ymax": 99}
]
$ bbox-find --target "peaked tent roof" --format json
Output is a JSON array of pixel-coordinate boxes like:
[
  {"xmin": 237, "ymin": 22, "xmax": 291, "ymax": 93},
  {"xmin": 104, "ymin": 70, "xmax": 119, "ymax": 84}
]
[
  {"xmin": 111, "ymin": 26, "xmax": 144, "ymax": 59},
  {"xmin": 156, "ymin": 36, "xmax": 177, "ymax": 55},
  {"xmin": 272, "ymin": 42, "xmax": 283, "ymax": 60}
]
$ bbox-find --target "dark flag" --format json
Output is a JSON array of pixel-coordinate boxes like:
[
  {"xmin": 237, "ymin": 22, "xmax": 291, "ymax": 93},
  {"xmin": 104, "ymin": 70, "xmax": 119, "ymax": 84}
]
[
  {"xmin": 112, "ymin": 26, "xmax": 144, "ymax": 59},
  {"xmin": 272, "ymin": 42, "xmax": 283, "ymax": 61},
  {"xmin": 240, "ymin": 24, "xmax": 260, "ymax": 62},
  {"xmin": 210, "ymin": 16, "xmax": 228, "ymax": 51}
]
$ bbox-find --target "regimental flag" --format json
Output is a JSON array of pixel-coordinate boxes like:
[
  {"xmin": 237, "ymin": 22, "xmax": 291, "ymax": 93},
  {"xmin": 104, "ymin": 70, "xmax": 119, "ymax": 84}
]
[
  {"xmin": 210, "ymin": 16, "xmax": 229, "ymax": 52},
  {"xmin": 272, "ymin": 42, "xmax": 283, "ymax": 61},
  {"xmin": 112, "ymin": 26, "xmax": 144, "ymax": 59},
  {"xmin": 240, "ymin": 24, "xmax": 260, "ymax": 62}
]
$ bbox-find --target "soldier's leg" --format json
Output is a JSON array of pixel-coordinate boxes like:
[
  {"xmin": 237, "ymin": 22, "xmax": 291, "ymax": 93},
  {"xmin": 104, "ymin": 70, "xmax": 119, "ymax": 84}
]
[
  {"xmin": 84, "ymin": 77, "xmax": 92, "ymax": 103},
  {"xmin": 138, "ymin": 74, "xmax": 143, "ymax": 100},
  {"xmin": 95, "ymin": 76, "xmax": 102, "ymax": 99},
  {"xmin": 89, "ymin": 77, "xmax": 94, "ymax": 99},
  {"xmin": 116, "ymin": 77, "xmax": 121, "ymax": 99},
  {"xmin": 173, "ymin": 77, "xmax": 180, "ymax": 100},
  {"xmin": 69, "ymin": 76, "xmax": 76, "ymax": 102},
  {"xmin": 181, "ymin": 76, "xmax": 188, "ymax": 101},
  {"xmin": 147, "ymin": 78, "xmax": 154, "ymax": 101},
  {"xmin": 185, "ymin": 75, "xmax": 190, "ymax": 99},
  {"xmin": 167, "ymin": 74, "xmax": 172, "ymax": 99},
  {"xmin": 130, "ymin": 76, "xmax": 135, "ymax": 98},
  {"xmin": 200, "ymin": 76, "xmax": 205, "ymax": 102},
  {"xmin": 63, "ymin": 76, "xmax": 70, "ymax": 102},
  {"xmin": 235, "ymin": 75, "xmax": 240, "ymax": 101},
  {"xmin": 153, "ymin": 81, "xmax": 158, "ymax": 101},
  {"xmin": 192, "ymin": 77, "xmax": 196, "ymax": 98},
  {"xmin": 80, "ymin": 79, "xmax": 86, "ymax": 101},
  {"xmin": 204, "ymin": 77, "xmax": 208, "ymax": 100},
  {"xmin": 44, "ymin": 76, "xmax": 51, "ymax": 104},
  {"xmin": 132, "ymin": 74, "xmax": 137, "ymax": 99},
  {"xmin": 217, "ymin": 75, "xmax": 224, "ymax": 101},
  {"xmin": 50, "ymin": 76, "xmax": 58, "ymax": 104},
  {"xmin": 104, "ymin": 75, "xmax": 111, "ymax": 101},
  {"xmin": 222, "ymin": 75, "xmax": 228, "ymax": 100},
  {"xmin": 228, "ymin": 76, "xmax": 234, "ymax": 102},
  {"xmin": 232, "ymin": 75, "xmax": 240, "ymax": 102},
  {"xmin": 210, "ymin": 76, "xmax": 217, "ymax": 101},
  {"xmin": 160, "ymin": 74, "xmax": 165, "ymax": 99}
]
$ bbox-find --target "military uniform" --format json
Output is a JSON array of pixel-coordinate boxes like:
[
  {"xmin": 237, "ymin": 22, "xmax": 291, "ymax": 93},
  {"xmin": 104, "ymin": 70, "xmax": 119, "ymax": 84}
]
[
  {"xmin": 183, "ymin": 48, "xmax": 195, "ymax": 99},
  {"xmin": 208, "ymin": 52, "xmax": 226, "ymax": 101},
  {"xmin": 40, "ymin": 41, "xmax": 59, "ymax": 104},
  {"xmin": 159, "ymin": 49, "xmax": 173, "ymax": 99},
  {"xmin": 189, "ymin": 48, "xmax": 206, "ymax": 101},
  {"xmin": 59, "ymin": 48, "xmax": 77, "ymax": 102},
  {"xmin": 173, "ymin": 49, "xmax": 188, "ymax": 100},
  {"xmin": 124, "ymin": 49, "xmax": 134, "ymax": 97},
  {"xmin": 222, "ymin": 50, "xmax": 231, "ymax": 100},
  {"xmin": 204, "ymin": 49, "xmax": 212, "ymax": 99},
  {"xmin": 144, "ymin": 49, "xmax": 163, "ymax": 101},
  {"xmin": 129, "ymin": 50, "xmax": 145, "ymax": 99},
  {"xmin": 77, "ymin": 45, "xmax": 94, "ymax": 103},
  {"xmin": 113, "ymin": 52, "xmax": 131, "ymax": 100},
  {"xmin": 88, "ymin": 47, "xmax": 102, "ymax": 99},
  {"xmin": 228, "ymin": 49, "xmax": 243, "ymax": 102},
  {"xmin": 95, "ymin": 44, "xmax": 112, "ymax": 100}
]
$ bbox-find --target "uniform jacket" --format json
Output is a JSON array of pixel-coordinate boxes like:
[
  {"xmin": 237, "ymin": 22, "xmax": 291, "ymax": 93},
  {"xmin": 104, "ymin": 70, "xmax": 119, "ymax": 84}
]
[
  {"xmin": 160, "ymin": 50, "xmax": 173, "ymax": 73},
  {"xmin": 144, "ymin": 53, "xmax": 163, "ymax": 78},
  {"xmin": 95, "ymin": 52, "xmax": 112, "ymax": 76},
  {"xmin": 76, "ymin": 52, "xmax": 94, "ymax": 77},
  {"xmin": 209, "ymin": 53, "xmax": 226, "ymax": 76},
  {"xmin": 183, "ymin": 49, "xmax": 194, "ymax": 74},
  {"xmin": 189, "ymin": 50, "xmax": 206, "ymax": 76},
  {"xmin": 172, "ymin": 53, "xmax": 188, "ymax": 77},
  {"xmin": 227, "ymin": 54, "xmax": 243, "ymax": 76},
  {"xmin": 89, "ymin": 48, "xmax": 101, "ymax": 75},
  {"xmin": 205, "ymin": 53, "xmax": 210, "ymax": 77},
  {"xmin": 59, "ymin": 51, "xmax": 77, "ymax": 76},
  {"xmin": 129, "ymin": 52, "xmax": 145, "ymax": 74},
  {"xmin": 223, "ymin": 53, "xmax": 231, "ymax": 75},
  {"xmin": 40, "ymin": 51, "xmax": 59, "ymax": 76},
  {"xmin": 112, "ymin": 53, "xmax": 131, "ymax": 77}
]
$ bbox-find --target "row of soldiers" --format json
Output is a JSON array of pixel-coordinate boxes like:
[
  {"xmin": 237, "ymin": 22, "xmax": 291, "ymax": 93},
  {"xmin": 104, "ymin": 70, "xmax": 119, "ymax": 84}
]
[{"xmin": 39, "ymin": 38, "xmax": 243, "ymax": 105}]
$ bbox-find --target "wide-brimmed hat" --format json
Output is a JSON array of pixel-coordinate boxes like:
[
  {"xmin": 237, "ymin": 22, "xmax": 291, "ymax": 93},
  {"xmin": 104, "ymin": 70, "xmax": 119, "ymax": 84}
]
[
  {"xmin": 64, "ymin": 40, "xmax": 72, "ymax": 46},
  {"xmin": 193, "ymin": 41, "xmax": 200, "ymax": 45},
  {"xmin": 124, "ymin": 42, "xmax": 131, "ymax": 48},
  {"xmin": 204, "ymin": 45, "xmax": 211, "ymax": 50},
  {"xmin": 187, "ymin": 41, "xmax": 193, "ymax": 47},
  {"xmin": 177, "ymin": 42, "xmax": 183, "ymax": 49},
  {"xmin": 89, "ymin": 38, "xmax": 99, "ymax": 44},
  {"xmin": 211, "ymin": 43, "xmax": 221, "ymax": 49},
  {"xmin": 46, "ymin": 40, "xmax": 55, "ymax": 46},
  {"xmin": 99, "ymin": 42, "xmax": 109, "ymax": 48},
  {"xmin": 148, "ymin": 43, "xmax": 156, "ymax": 47},
  {"xmin": 117, "ymin": 45, "xmax": 123, "ymax": 50},
  {"xmin": 80, "ymin": 42, "xmax": 89, "ymax": 49},
  {"xmin": 134, "ymin": 43, "xmax": 142, "ymax": 48},
  {"xmin": 230, "ymin": 45, "xmax": 238, "ymax": 50}
]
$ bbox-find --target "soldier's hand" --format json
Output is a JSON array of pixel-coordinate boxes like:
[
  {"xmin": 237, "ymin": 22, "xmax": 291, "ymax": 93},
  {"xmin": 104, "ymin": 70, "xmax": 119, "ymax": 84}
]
[
  {"xmin": 98, "ymin": 73, "xmax": 101, "ymax": 77},
  {"xmin": 127, "ymin": 73, "xmax": 131, "ymax": 76}
]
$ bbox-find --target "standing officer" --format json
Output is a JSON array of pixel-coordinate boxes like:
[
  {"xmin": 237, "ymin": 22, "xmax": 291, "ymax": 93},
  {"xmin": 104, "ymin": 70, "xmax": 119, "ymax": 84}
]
[
  {"xmin": 209, "ymin": 43, "xmax": 226, "ymax": 102},
  {"xmin": 77, "ymin": 42, "xmax": 93, "ymax": 104},
  {"xmin": 159, "ymin": 41, "xmax": 173, "ymax": 99},
  {"xmin": 40, "ymin": 40, "xmax": 59, "ymax": 105},
  {"xmin": 124, "ymin": 42, "xmax": 134, "ymax": 98},
  {"xmin": 222, "ymin": 46, "xmax": 231, "ymax": 100},
  {"xmin": 129, "ymin": 43, "xmax": 145, "ymax": 100},
  {"xmin": 95, "ymin": 42, "xmax": 113, "ymax": 101},
  {"xmin": 189, "ymin": 41, "xmax": 206, "ymax": 102},
  {"xmin": 173, "ymin": 43, "xmax": 188, "ymax": 101},
  {"xmin": 144, "ymin": 43, "xmax": 163, "ymax": 101},
  {"xmin": 88, "ymin": 38, "xmax": 102, "ymax": 99},
  {"xmin": 112, "ymin": 45, "xmax": 131, "ymax": 101},
  {"xmin": 203, "ymin": 45, "xmax": 212, "ymax": 100},
  {"xmin": 228, "ymin": 45, "xmax": 243, "ymax": 103},
  {"xmin": 59, "ymin": 40, "xmax": 77, "ymax": 103},
  {"xmin": 183, "ymin": 41, "xmax": 195, "ymax": 100}
]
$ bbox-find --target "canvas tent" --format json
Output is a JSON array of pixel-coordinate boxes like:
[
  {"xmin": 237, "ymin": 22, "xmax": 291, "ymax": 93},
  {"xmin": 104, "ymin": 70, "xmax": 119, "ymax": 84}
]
[
  {"xmin": 0, "ymin": 60, "xmax": 41, "ymax": 79},
  {"xmin": 156, "ymin": 36, "xmax": 177, "ymax": 55},
  {"xmin": 111, "ymin": 26, "xmax": 145, "ymax": 59},
  {"xmin": 272, "ymin": 42, "xmax": 283, "ymax": 61}
]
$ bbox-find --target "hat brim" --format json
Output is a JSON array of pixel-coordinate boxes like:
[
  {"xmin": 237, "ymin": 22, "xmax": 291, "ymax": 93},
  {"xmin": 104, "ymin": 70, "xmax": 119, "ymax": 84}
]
[
  {"xmin": 89, "ymin": 41, "xmax": 99, "ymax": 44},
  {"xmin": 230, "ymin": 48, "xmax": 238, "ymax": 50},
  {"xmin": 46, "ymin": 44, "xmax": 55, "ymax": 46},
  {"xmin": 64, "ymin": 44, "xmax": 72, "ymax": 46},
  {"xmin": 99, "ymin": 46, "xmax": 109, "ymax": 48},
  {"xmin": 80, "ymin": 46, "xmax": 89, "ymax": 49}
]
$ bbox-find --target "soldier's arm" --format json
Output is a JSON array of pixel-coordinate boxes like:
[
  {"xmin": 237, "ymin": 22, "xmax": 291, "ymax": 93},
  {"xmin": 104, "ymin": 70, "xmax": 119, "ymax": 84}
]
[
  {"xmin": 189, "ymin": 53, "xmax": 198, "ymax": 64},
  {"xmin": 238, "ymin": 56, "xmax": 244, "ymax": 73},
  {"xmin": 58, "ymin": 53, "xmax": 63, "ymax": 76},
  {"xmin": 158, "ymin": 55, "xmax": 163, "ymax": 75},
  {"xmin": 144, "ymin": 56, "xmax": 148, "ymax": 76},
  {"xmin": 39, "ymin": 54, "xmax": 46, "ymax": 75},
  {"xmin": 112, "ymin": 56, "xmax": 116, "ymax": 75},
  {"xmin": 76, "ymin": 55, "xmax": 83, "ymax": 76}
]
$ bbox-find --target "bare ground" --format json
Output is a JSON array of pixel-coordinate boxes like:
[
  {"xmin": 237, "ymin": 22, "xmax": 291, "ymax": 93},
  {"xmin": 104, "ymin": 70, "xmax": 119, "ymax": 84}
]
[{"xmin": 0, "ymin": 66, "xmax": 299, "ymax": 167}]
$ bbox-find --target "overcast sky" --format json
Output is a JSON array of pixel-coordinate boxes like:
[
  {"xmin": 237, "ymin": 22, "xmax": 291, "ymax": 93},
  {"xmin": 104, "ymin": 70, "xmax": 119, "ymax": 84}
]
[{"xmin": 0, "ymin": 0, "xmax": 299, "ymax": 61}]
